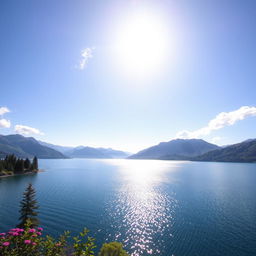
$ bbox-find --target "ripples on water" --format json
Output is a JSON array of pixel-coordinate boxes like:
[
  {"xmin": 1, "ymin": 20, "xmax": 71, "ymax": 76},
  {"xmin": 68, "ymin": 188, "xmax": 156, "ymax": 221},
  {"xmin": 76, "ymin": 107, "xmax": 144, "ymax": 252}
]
[
  {"xmin": 0, "ymin": 159, "xmax": 256, "ymax": 256},
  {"xmin": 104, "ymin": 160, "xmax": 179, "ymax": 255}
]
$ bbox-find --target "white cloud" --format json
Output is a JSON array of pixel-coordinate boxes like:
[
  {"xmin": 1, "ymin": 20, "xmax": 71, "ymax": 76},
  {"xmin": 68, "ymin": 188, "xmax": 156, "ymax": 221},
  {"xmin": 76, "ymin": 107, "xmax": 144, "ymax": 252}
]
[
  {"xmin": 14, "ymin": 125, "xmax": 44, "ymax": 136},
  {"xmin": 0, "ymin": 107, "xmax": 11, "ymax": 128},
  {"xmin": 0, "ymin": 107, "xmax": 10, "ymax": 116},
  {"xmin": 78, "ymin": 47, "xmax": 94, "ymax": 70},
  {"xmin": 0, "ymin": 119, "xmax": 11, "ymax": 128},
  {"xmin": 176, "ymin": 106, "xmax": 256, "ymax": 139}
]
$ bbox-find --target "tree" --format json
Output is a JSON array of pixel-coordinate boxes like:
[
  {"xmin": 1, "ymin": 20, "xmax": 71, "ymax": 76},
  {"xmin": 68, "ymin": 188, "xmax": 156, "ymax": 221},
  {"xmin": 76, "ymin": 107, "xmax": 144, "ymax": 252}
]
[
  {"xmin": 14, "ymin": 159, "xmax": 24, "ymax": 173},
  {"xmin": 32, "ymin": 156, "xmax": 38, "ymax": 170},
  {"xmin": 18, "ymin": 183, "xmax": 39, "ymax": 228},
  {"xmin": 24, "ymin": 158, "xmax": 31, "ymax": 170},
  {"xmin": 4, "ymin": 154, "xmax": 16, "ymax": 172},
  {"xmin": 0, "ymin": 161, "xmax": 3, "ymax": 170}
]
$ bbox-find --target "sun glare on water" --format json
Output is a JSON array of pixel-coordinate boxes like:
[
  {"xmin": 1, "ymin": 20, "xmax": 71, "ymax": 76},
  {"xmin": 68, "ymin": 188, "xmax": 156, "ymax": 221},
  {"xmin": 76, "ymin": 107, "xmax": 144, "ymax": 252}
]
[
  {"xmin": 114, "ymin": 11, "xmax": 170, "ymax": 79},
  {"xmin": 104, "ymin": 159, "xmax": 180, "ymax": 255}
]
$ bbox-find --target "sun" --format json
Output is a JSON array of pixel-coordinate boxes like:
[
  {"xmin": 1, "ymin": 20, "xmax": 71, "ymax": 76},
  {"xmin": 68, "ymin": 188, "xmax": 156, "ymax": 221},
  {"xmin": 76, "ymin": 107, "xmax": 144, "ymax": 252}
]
[{"xmin": 114, "ymin": 12, "xmax": 169, "ymax": 78}]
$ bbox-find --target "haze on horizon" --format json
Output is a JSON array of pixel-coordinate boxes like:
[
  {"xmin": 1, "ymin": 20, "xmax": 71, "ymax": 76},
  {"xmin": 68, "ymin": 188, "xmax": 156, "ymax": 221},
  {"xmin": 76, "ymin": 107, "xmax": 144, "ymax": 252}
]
[{"xmin": 0, "ymin": 0, "xmax": 256, "ymax": 152}]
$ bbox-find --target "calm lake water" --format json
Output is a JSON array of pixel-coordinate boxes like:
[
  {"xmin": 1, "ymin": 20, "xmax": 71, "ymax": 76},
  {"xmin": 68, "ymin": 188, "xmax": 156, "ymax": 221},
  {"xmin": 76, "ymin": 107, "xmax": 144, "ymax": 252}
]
[{"xmin": 0, "ymin": 159, "xmax": 256, "ymax": 255}]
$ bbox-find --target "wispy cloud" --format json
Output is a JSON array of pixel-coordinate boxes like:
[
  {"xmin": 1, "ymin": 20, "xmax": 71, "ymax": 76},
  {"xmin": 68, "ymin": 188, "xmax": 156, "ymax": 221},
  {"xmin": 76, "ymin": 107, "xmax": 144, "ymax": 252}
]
[
  {"xmin": 0, "ymin": 106, "xmax": 11, "ymax": 128},
  {"xmin": 15, "ymin": 125, "xmax": 44, "ymax": 136},
  {"xmin": 0, "ymin": 107, "xmax": 10, "ymax": 116},
  {"xmin": 176, "ymin": 106, "xmax": 256, "ymax": 139},
  {"xmin": 78, "ymin": 47, "xmax": 94, "ymax": 70}
]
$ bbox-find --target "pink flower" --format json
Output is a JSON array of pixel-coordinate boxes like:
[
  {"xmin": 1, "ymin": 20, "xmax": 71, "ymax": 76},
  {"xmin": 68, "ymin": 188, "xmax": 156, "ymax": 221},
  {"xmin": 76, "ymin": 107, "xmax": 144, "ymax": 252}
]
[
  {"xmin": 12, "ymin": 232, "xmax": 19, "ymax": 236},
  {"xmin": 37, "ymin": 227, "xmax": 43, "ymax": 231},
  {"xmin": 32, "ymin": 242, "xmax": 36, "ymax": 245},
  {"xmin": 24, "ymin": 240, "xmax": 31, "ymax": 244},
  {"xmin": 36, "ymin": 232, "xmax": 42, "ymax": 236},
  {"xmin": 0, "ymin": 233, "xmax": 6, "ymax": 236},
  {"xmin": 2, "ymin": 242, "xmax": 10, "ymax": 246},
  {"xmin": 29, "ymin": 228, "xmax": 36, "ymax": 233}
]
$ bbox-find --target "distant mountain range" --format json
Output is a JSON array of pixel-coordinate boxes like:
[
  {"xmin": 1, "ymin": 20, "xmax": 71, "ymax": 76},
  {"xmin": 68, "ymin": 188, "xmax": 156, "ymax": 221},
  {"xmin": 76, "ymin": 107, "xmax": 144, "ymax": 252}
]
[
  {"xmin": 38, "ymin": 141, "xmax": 74, "ymax": 154},
  {"xmin": 65, "ymin": 147, "xmax": 130, "ymax": 159},
  {"xmin": 0, "ymin": 134, "xmax": 66, "ymax": 159},
  {"xmin": 38, "ymin": 141, "xmax": 131, "ymax": 159},
  {"xmin": 194, "ymin": 139, "xmax": 256, "ymax": 162},
  {"xmin": 129, "ymin": 139, "xmax": 220, "ymax": 160},
  {"xmin": 1, "ymin": 134, "xmax": 255, "ymax": 162},
  {"xmin": 0, "ymin": 135, "xmax": 131, "ymax": 159},
  {"xmin": 129, "ymin": 138, "xmax": 256, "ymax": 163}
]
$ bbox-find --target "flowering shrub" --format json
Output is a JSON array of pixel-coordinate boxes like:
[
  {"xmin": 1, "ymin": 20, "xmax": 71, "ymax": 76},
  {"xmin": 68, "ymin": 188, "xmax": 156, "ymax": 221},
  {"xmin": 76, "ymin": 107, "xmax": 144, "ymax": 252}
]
[
  {"xmin": 0, "ymin": 221, "xmax": 69, "ymax": 256},
  {"xmin": 0, "ymin": 220, "xmax": 128, "ymax": 256}
]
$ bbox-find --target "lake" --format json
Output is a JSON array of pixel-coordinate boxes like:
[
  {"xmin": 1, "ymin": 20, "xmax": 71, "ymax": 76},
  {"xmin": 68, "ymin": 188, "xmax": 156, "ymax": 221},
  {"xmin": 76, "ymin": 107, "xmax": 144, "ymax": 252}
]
[{"xmin": 0, "ymin": 159, "xmax": 255, "ymax": 255}]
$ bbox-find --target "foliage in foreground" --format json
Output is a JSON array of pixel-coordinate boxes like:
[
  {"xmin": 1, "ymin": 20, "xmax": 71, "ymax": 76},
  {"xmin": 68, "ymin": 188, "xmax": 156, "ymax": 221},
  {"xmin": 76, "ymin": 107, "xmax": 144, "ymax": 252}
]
[
  {"xmin": 99, "ymin": 242, "xmax": 129, "ymax": 256},
  {"xmin": 0, "ymin": 220, "xmax": 129, "ymax": 256}
]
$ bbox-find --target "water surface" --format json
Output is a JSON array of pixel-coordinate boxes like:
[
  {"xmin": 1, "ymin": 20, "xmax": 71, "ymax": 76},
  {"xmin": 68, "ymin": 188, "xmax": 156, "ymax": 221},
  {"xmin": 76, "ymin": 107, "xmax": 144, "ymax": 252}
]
[{"xmin": 0, "ymin": 159, "xmax": 255, "ymax": 255}]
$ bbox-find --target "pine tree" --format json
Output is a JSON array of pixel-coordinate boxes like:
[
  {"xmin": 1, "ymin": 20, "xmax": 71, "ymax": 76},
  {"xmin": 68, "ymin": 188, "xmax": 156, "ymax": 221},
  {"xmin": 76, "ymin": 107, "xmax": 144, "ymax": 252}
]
[
  {"xmin": 18, "ymin": 183, "xmax": 39, "ymax": 228},
  {"xmin": 14, "ymin": 159, "xmax": 24, "ymax": 173},
  {"xmin": 5, "ymin": 154, "xmax": 16, "ymax": 172},
  {"xmin": 24, "ymin": 158, "xmax": 31, "ymax": 170},
  {"xmin": 0, "ymin": 161, "xmax": 3, "ymax": 172},
  {"xmin": 32, "ymin": 156, "xmax": 38, "ymax": 170}
]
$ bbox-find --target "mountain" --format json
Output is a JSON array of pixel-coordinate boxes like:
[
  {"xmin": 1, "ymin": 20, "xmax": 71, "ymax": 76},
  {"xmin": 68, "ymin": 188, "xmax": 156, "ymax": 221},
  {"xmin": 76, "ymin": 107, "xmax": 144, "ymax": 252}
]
[
  {"xmin": 38, "ymin": 141, "xmax": 74, "ymax": 154},
  {"xmin": 66, "ymin": 146, "xmax": 130, "ymax": 159},
  {"xmin": 67, "ymin": 147, "xmax": 108, "ymax": 158},
  {"xmin": 129, "ymin": 139, "xmax": 220, "ymax": 160},
  {"xmin": 194, "ymin": 139, "xmax": 256, "ymax": 162},
  {"xmin": 242, "ymin": 138, "xmax": 256, "ymax": 143},
  {"xmin": 38, "ymin": 141, "xmax": 131, "ymax": 159},
  {"xmin": 0, "ymin": 134, "xmax": 67, "ymax": 159},
  {"xmin": 95, "ymin": 148, "xmax": 131, "ymax": 158}
]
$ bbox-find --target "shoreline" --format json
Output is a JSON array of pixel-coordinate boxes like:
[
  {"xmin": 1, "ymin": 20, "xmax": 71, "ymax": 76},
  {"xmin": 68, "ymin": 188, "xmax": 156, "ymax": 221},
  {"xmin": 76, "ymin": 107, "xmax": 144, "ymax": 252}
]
[{"xmin": 0, "ymin": 169, "xmax": 44, "ymax": 179}]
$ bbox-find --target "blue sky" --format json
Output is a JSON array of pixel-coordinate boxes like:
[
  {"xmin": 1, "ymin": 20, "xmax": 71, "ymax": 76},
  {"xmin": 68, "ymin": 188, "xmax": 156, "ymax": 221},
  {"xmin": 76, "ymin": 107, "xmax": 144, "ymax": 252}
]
[{"xmin": 0, "ymin": 0, "xmax": 256, "ymax": 152}]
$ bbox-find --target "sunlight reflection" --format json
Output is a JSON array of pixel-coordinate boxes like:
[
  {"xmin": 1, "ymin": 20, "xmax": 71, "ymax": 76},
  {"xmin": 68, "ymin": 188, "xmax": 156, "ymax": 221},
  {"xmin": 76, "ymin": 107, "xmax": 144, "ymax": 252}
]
[
  {"xmin": 111, "ymin": 159, "xmax": 179, "ymax": 185},
  {"xmin": 106, "ymin": 160, "xmax": 180, "ymax": 255}
]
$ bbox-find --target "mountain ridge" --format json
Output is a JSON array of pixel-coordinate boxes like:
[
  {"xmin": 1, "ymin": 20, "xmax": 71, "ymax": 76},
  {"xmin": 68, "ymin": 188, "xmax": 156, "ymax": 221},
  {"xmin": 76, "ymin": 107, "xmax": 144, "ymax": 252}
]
[
  {"xmin": 2, "ymin": 134, "xmax": 256, "ymax": 162},
  {"xmin": 0, "ymin": 134, "xmax": 67, "ymax": 159},
  {"xmin": 194, "ymin": 139, "xmax": 256, "ymax": 162},
  {"xmin": 129, "ymin": 139, "xmax": 220, "ymax": 160},
  {"xmin": 39, "ymin": 141, "xmax": 131, "ymax": 159}
]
